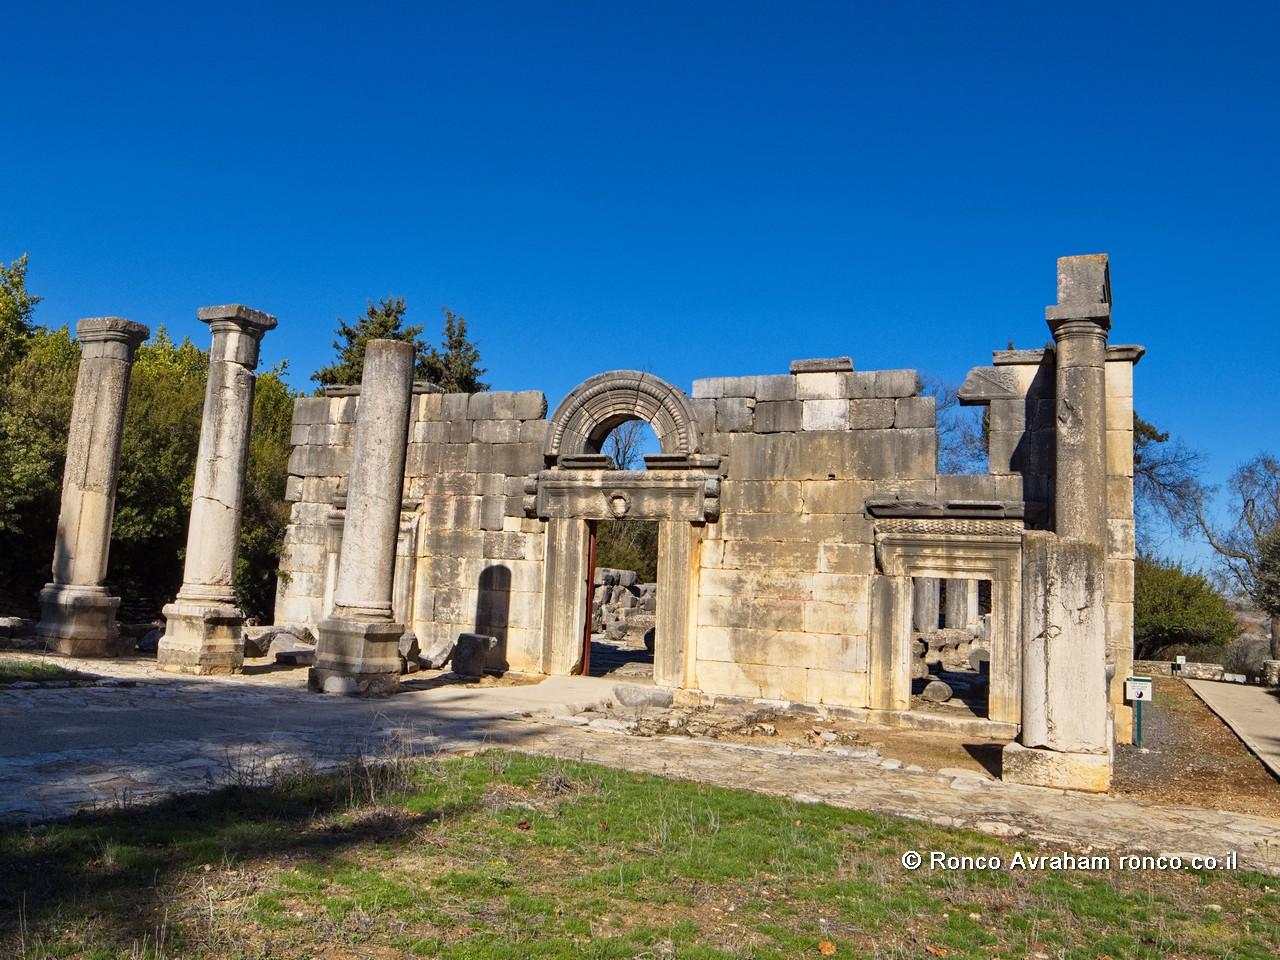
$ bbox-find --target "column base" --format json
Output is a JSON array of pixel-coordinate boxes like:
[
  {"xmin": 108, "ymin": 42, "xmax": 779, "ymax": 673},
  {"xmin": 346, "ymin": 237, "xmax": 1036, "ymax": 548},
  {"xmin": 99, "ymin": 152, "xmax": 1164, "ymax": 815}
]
[
  {"xmin": 36, "ymin": 584, "xmax": 129, "ymax": 657},
  {"xmin": 309, "ymin": 616, "xmax": 402, "ymax": 697},
  {"xmin": 157, "ymin": 598, "xmax": 245, "ymax": 675},
  {"xmin": 1001, "ymin": 742, "xmax": 1111, "ymax": 793}
]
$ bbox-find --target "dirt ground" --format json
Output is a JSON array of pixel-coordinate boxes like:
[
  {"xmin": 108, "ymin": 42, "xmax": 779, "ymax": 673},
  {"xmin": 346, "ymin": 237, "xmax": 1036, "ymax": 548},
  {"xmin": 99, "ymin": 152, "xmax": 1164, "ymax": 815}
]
[
  {"xmin": 647, "ymin": 676, "xmax": 1280, "ymax": 815},
  {"xmin": 1112, "ymin": 676, "xmax": 1280, "ymax": 817}
]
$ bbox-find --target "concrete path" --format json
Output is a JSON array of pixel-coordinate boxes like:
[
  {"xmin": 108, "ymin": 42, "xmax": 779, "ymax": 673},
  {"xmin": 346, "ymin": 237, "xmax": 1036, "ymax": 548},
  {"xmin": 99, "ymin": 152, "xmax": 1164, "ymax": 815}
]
[
  {"xmin": 1187, "ymin": 679, "xmax": 1280, "ymax": 780},
  {"xmin": 3, "ymin": 654, "xmax": 1280, "ymax": 875}
]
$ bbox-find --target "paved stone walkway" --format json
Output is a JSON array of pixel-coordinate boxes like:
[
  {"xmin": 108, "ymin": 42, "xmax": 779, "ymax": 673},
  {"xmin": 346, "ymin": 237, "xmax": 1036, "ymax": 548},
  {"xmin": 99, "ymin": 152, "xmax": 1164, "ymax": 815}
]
[
  {"xmin": 2, "ymin": 654, "xmax": 1279, "ymax": 875},
  {"xmin": 1187, "ymin": 679, "xmax": 1280, "ymax": 780}
]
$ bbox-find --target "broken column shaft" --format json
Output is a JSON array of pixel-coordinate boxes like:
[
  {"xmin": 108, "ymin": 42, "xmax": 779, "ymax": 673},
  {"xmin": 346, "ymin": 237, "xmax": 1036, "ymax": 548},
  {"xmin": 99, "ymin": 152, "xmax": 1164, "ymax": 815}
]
[
  {"xmin": 309, "ymin": 339, "xmax": 414, "ymax": 695},
  {"xmin": 158, "ymin": 304, "xmax": 277, "ymax": 674},
  {"xmin": 37, "ymin": 317, "xmax": 149, "ymax": 656}
]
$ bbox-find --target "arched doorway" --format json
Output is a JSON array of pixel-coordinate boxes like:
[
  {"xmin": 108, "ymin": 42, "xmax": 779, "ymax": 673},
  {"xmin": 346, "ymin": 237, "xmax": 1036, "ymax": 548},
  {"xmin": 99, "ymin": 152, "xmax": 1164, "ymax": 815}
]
[{"xmin": 530, "ymin": 371, "xmax": 720, "ymax": 688}]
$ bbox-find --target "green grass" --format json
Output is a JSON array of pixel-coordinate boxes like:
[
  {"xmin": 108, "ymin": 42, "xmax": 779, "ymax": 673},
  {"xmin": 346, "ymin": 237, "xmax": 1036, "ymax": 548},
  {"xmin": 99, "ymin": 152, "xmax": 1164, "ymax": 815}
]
[
  {"xmin": 1, "ymin": 750, "xmax": 1276, "ymax": 959},
  {"xmin": 0, "ymin": 656, "xmax": 86, "ymax": 684}
]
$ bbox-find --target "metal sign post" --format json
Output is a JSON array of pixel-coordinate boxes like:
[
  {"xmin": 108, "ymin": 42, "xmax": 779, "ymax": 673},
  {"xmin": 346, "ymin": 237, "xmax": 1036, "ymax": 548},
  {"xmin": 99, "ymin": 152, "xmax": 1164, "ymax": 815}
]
[{"xmin": 1124, "ymin": 676, "xmax": 1153, "ymax": 748}]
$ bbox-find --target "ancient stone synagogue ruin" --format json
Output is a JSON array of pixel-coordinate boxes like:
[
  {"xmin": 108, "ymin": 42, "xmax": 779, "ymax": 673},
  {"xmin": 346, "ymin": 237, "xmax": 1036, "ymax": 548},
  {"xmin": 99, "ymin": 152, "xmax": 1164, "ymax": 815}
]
[{"xmin": 35, "ymin": 254, "xmax": 1140, "ymax": 793}]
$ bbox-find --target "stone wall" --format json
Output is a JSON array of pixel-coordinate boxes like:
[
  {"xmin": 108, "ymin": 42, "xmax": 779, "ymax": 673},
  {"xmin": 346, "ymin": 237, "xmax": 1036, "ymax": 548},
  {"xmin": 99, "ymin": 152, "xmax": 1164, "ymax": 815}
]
[
  {"xmin": 275, "ymin": 387, "xmax": 549, "ymax": 671},
  {"xmin": 684, "ymin": 361, "xmax": 1014, "ymax": 709}
]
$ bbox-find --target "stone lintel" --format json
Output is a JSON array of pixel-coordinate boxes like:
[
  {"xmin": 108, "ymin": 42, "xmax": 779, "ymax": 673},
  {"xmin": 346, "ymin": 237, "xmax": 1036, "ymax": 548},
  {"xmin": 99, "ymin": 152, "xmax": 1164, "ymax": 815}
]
[
  {"xmin": 320, "ymin": 380, "xmax": 443, "ymax": 397},
  {"xmin": 197, "ymin": 304, "xmax": 279, "ymax": 332},
  {"xmin": 643, "ymin": 453, "xmax": 722, "ymax": 470},
  {"xmin": 992, "ymin": 348, "xmax": 1054, "ymax": 366},
  {"xmin": 558, "ymin": 454, "xmax": 615, "ymax": 470},
  {"xmin": 76, "ymin": 317, "xmax": 150, "ymax": 345},
  {"xmin": 991, "ymin": 345, "xmax": 1144, "ymax": 366},
  {"xmin": 865, "ymin": 498, "xmax": 1026, "ymax": 520},
  {"xmin": 789, "ymin": 357, "xmax": 854, "ymax": 374},
  {"xmin": 328, "ymin": 497, "xmax": 420, "ymax": 513},
  {"xmin": 957, "ymin": 366, "xmax": 1020, "ymax": 404},
  {"xmin": 535, "ymin": 471, "xmax": 718, "ymax": 522}
]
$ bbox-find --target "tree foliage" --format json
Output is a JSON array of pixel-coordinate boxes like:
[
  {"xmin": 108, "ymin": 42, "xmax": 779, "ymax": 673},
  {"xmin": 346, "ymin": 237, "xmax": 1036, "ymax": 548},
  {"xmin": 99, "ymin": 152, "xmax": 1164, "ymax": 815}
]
[
  {"xmin": 593, "ymin": 420, "xmax": 659, "ymax": 581},
  {"xmin": 423, "ymin": 308, "xmax": 488, "ymax": 393},
  {"xmin": 311, "ymin": 297, "xmax": 427, "ymax": 387},
  {"xmin": 0, "ymin": 260, "xmax": 295, "ymax": 621},
  {"xmin": 1132, "ymin": 412, "xmax": 1201, "ymax": 546},
  {"xmin": 0, "ymin": 254, "xmax": 41, "ymax": 369},
  {"xmin": 919, "ymin": 376, "xmax": 987, "ymax": 475},
  {"xmin": 1133, "ymin": 556, "xmax": 1241, "ymax": 660},
  {"xmin": 313, "ymin": 300, "xmax": 488, "ymax": 393},
  {"xmin": 1248, "ymin": 525, "xmax": 1280, "ymax": 624}
]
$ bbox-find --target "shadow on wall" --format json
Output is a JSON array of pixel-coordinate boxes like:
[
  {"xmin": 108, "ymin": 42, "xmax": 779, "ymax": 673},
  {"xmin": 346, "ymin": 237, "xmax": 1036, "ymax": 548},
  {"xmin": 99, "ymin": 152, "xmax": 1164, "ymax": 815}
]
[{"xmin": 476, "ymin": 565, "xmax": 511, "ymax": 673}]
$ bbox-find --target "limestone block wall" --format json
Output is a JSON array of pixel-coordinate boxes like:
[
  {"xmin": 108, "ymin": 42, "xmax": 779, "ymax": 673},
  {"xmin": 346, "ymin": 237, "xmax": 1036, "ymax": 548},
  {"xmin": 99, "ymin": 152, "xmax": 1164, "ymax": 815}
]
[
  {"xmin": 275, "ymin": 388, "xmax": 549, "ymax": 672},
  {"xmin": 685, "ymin": 365, "xmax": 1015, "ymax": 709},
  {"xmin": 1104, "ymin": 354, "xmax": 1138, "ymax": 739},
  {"xmin": 407, "ymin": 390, "xmax": 549, "ymax": 672}
]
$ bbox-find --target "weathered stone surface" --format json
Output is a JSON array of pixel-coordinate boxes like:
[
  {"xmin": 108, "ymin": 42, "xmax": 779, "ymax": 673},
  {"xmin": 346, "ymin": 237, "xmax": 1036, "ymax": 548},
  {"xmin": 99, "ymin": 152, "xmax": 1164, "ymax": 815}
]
[
  {"xmin": 1001, "ymin": 742, "xmax": 1111, "ymax": 793},
  {"xmin": 451, "ymin": 632, "xmax": 496, "ymax": 677},
  {"xmin": 753, "ymin": 401, "xmax": 803, "ymax": 433},
  {"xmin": 38, "ymin": 317, "xmax": 149, "ymax": 657},
  {"xmin": 160, "ymin": 305, "xmax": 275, "ymax": 675},
  {"xmin": 310, "ymin": 340, "xmax": 414, "ymax": 697},
  {"xmin": 789, "ymin": 357, "xmax": 853, "ymax": 373},
  {"xmin": 922, "ymin": 679, "xmax": 953, "ymax": 703}
]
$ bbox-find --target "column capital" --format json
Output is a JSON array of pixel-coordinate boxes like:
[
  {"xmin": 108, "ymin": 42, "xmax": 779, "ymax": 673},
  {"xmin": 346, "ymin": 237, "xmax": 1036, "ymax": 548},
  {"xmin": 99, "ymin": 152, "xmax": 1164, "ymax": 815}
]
[
  {"xmin": 197, "ymin": 304, "xmax": 278, "ymax": 339},
  {"xmin": 76, "ymin": 317, "xmax": 150, "ymax": 347},
  {"xmin": 1046, "ymin": 254, "xmax": 1111, "ymax": 337}
]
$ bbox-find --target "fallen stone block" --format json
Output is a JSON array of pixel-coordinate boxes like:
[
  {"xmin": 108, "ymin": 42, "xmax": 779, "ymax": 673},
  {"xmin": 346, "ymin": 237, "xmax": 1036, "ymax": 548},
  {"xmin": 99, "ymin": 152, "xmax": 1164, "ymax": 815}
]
[
  {"xmin": 922, "ymin": 679, "xmax": 953, "ymax": 703},
  {"xmin": 450, "ymin": 633, "xmax": 496, "ymax": 678},
  {"xmin": 613, "ymin": 684, "xmax": 675, "ymax": 708}
]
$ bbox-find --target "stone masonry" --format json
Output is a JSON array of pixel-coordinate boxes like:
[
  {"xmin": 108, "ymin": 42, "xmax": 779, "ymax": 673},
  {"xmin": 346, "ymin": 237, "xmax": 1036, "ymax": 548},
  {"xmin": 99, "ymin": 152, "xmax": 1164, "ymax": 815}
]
[
  {"xmin": 37, "ymin": 317, "xmax": 150, "ymax": 657},
  {"xmin": 274, "ymin": 254, "xmax": 1141, "ymax": 790}
]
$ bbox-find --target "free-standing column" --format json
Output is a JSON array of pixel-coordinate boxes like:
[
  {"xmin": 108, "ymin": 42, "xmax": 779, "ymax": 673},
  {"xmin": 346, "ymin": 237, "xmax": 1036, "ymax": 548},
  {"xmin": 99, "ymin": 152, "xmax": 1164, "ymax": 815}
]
[
  {"xmin": 158, "ymin": 304, "xmax": 277, "ymax": 674},
  {"xmin": 309, "ymin": 339, "xmax": 414, "ymax": 696},
  {"xmin": 1048, "ymin": 254, "xmax": 1110, "ymax": 546},
  {"xmin": 1004, "ymin": 255, "xmax": 1115, "ymax": 793},
  {"xmin": 37, "ymin": 317, "xmax": 149, "ymax": 656},
  {"xmin": 943, "ymin": 579, "xmax": 977, "ymax": 631},
  {"xmin": 911, "ymin": 577, "xmax": 940, "ymax": 632}
]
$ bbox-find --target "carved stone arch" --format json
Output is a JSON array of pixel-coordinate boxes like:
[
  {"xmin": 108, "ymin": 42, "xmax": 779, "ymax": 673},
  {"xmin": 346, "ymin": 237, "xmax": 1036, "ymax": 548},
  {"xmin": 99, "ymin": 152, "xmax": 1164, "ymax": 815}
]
[{"xmin": 544, "ymin": 370, "xmax": 701, "ymax": 464}]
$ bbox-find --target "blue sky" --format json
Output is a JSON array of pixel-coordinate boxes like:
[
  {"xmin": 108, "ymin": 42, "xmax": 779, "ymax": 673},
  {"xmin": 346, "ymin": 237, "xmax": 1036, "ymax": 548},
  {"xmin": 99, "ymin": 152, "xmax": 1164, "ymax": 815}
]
[{"xmin": 3, "ymin": 2, "xmax": 1276, "ymax": 560}]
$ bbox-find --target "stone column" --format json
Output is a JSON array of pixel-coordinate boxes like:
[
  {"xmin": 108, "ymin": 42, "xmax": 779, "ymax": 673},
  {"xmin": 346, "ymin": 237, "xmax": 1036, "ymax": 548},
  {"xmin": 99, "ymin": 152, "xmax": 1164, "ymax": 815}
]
[
  {"xmin": 158, "ymin": 305, "xmax": 277, "ymax": 674},
  {"xmin": 309, "ymin": 340, "xmax": 414, "ymax": 695},
  {"xmin": 1003, "ymin": 254, "xmax": 1116, "ymax": 793},
  {"xmin": 1048, "ymin": 254, "xmax": 1111, "ymax": 546},
  {"xmin": 943, "ymin": 579, "xmax": 977, "ymax": 631},
  {"xmin": 911, "ymin": 577, "xmax": 939, "ymax": 632},
  {"xmin": 37, "ymin": 317, "xmax": 149, "ymax": 656},
  {"xmin": 1004, "ymin": 532, "xmax": 1111, "ymax": 792}
]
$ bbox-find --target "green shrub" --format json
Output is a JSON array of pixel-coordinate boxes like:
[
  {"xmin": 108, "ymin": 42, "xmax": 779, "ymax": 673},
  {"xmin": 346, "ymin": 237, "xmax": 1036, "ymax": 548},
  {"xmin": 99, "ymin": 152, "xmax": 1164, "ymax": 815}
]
[{"xmin": 1134, "ymin": 556, "xmax": 1240, "ymax": 659}]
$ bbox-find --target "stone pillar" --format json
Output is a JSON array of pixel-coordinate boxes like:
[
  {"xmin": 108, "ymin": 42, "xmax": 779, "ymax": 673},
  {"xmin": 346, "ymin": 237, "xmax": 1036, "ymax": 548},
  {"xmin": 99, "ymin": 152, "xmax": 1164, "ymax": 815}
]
[
  {"xmin": 911, "ymin": 577, "xmax": 939, "ymax": 632},
  {"xmin": 1005, "ymin": 532, "xmax": 1111, "ymax": 792},
  {"xmin": 1048, "ymin": 254, "xmax": 1110, "ymax": 547},
  {"xmin": 158, "ymin": 305, "xmax": 277, "ymax": 674},
  {"xmin": 309, "ymin": 340, "xmax": 414, "ymax": 695},
  {"xmin": 943, "ymin": 579, "xmax": 977, "ymax": 631},
  {"xmin": 37, "ymin": 317, "xmax": 149, "ymax": 656}
]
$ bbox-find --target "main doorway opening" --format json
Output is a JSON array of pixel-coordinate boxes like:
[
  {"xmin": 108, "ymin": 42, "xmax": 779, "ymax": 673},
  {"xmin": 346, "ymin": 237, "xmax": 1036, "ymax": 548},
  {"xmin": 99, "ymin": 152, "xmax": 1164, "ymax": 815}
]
[
  {"xmin": 909, "ymin": 576, "xmax": 994, "ymax": 719},
  {"xmin": 582, "ymin": 518, "xmax": 659, "ymax": 678}
]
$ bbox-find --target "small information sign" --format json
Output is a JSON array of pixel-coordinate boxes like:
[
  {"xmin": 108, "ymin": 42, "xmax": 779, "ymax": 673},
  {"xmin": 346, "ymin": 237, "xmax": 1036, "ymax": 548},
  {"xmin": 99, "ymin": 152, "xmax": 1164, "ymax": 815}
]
[{"xmin": 1125, "ymin": 676, "xmax": 1153, "ymax": 702}]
